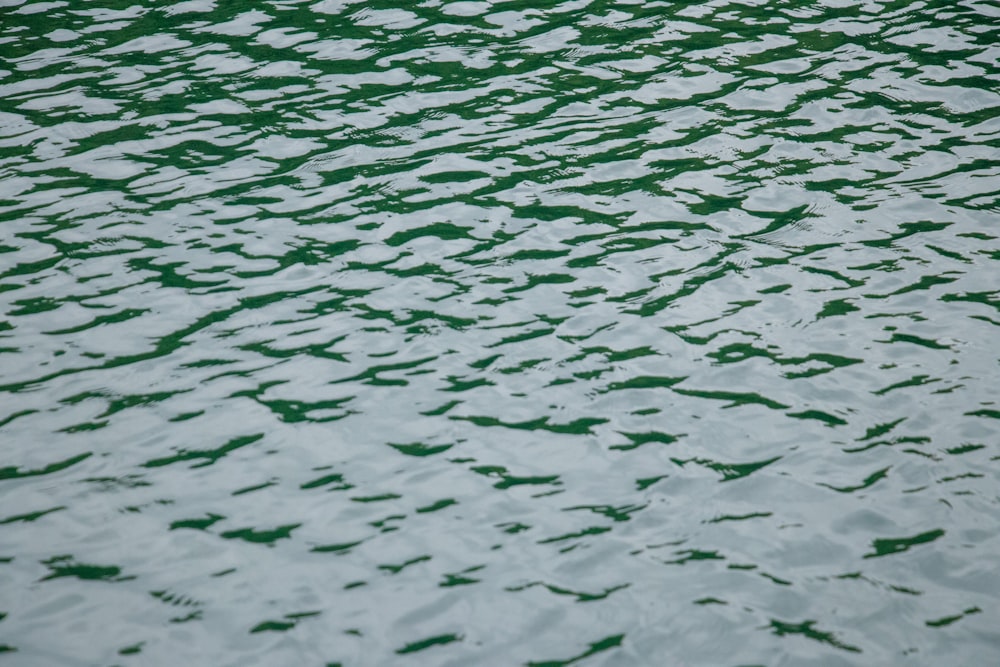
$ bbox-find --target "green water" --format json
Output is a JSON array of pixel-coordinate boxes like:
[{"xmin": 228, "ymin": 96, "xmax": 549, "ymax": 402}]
[{"xmin": 1, "ymin": 0, "xmax": 999, "ymax": 664}]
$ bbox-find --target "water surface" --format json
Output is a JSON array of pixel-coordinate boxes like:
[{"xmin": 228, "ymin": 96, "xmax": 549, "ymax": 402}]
[{"xmin": 1, "ymin": 0, "xmax": 999, "ymax": 664}]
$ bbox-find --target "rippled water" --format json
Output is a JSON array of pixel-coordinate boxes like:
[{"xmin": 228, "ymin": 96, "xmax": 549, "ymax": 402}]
[{"xmin": 2, "ymin": 0, "xmax": 999, "ymax": 664}]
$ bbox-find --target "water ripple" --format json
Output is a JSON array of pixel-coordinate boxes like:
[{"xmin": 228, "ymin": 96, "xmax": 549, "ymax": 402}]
[{"xmin": 2, "ymin": 0, "xmax": 999, "ymax": 664}]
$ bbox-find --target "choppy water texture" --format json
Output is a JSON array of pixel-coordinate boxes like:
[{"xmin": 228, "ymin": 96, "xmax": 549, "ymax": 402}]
[{"xmin": 1, "ymin": 0, "xmax": 999, "ymax": 664}]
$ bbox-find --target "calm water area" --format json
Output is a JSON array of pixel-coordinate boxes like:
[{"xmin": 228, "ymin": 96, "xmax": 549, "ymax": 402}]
[{"xmin": 1, "ymin": 0, "xmax": 999, "ymax": 664}]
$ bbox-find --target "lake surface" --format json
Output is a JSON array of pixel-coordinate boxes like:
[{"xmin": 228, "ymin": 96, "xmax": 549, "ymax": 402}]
[{"xmin": 1, "ymin": 0, "xmax": 999, "ymax": 664}]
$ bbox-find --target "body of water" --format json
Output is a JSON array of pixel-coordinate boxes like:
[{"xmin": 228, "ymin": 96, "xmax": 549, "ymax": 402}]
[{"xmin": 1, "ymin": 0, "xmax": 999, "ymax": 664}]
